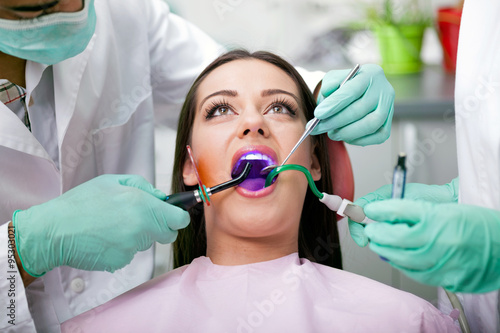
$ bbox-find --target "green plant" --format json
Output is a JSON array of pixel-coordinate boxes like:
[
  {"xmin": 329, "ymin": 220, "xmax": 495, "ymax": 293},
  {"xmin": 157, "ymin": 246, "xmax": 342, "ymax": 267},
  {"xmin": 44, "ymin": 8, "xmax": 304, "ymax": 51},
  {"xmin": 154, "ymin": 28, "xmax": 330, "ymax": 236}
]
[{"xmin": 366, "ymin": 0, "xmax": 432, "ymax": 27}]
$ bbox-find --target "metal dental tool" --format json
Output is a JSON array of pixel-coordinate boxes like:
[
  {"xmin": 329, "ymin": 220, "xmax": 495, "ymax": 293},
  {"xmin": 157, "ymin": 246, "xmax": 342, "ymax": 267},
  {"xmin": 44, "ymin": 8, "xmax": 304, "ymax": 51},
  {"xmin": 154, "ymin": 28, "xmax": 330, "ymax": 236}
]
[{"xmin": 261, "ymin": 64, "xmax": 361, "ymax": 174}]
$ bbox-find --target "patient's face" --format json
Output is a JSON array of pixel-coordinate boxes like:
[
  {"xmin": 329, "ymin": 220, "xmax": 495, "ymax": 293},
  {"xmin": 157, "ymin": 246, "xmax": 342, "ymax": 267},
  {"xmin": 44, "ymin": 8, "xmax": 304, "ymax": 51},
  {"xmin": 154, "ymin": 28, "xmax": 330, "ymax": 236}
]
[{"xmin": 184, "ymin": 59, "xmax": 320, "ymax": 243}]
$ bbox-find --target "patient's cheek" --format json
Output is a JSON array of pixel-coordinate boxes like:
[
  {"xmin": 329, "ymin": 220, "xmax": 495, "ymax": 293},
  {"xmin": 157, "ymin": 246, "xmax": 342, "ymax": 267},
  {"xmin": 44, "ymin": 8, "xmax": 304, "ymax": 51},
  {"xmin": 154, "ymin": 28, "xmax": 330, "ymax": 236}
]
[{"xmin": 196, "ymin": 157, "xmax": 223, "ymax": 188}]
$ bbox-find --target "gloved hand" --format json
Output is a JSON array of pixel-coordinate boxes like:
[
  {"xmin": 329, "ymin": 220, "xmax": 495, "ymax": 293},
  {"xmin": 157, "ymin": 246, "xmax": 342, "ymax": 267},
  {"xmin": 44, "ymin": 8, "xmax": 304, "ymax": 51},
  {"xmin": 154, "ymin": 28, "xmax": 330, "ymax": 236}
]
[
  {"xmin": 363, "ymin": 199, "xmax": 500, "ymax": 293},
  {"xmin": 311, "ymin": 64, "xmax": 395, "ymax": 146},
  {"xmin": 348, "ymin": 178, "xmax": 459, "ymax": 247},
  {"xmin": 12, "ymin": 174, "xmax": 190, "ymax": 277}
]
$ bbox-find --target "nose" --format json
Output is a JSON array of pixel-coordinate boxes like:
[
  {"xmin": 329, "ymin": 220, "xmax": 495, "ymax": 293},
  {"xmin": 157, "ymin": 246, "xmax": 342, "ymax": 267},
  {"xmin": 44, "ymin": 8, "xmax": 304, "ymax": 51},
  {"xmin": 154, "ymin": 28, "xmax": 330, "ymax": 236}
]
[{"xmin": 237, "ymin": 109, "xmax": 270, "ymax": 139}]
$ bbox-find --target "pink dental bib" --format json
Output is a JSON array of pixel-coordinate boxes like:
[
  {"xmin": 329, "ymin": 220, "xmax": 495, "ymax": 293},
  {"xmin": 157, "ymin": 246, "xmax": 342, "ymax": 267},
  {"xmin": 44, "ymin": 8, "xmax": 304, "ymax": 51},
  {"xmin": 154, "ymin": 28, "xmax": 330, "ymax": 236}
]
[{"xmin": 62, "ymin": 253, "xmax": 458, "ymax": 332}]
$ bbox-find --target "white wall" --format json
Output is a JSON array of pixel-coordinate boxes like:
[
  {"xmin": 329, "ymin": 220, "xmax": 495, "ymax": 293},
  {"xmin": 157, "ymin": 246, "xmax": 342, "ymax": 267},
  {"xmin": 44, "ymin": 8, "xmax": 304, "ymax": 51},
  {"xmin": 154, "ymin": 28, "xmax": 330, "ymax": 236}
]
[{"xmin": 166, "ymin": 0, "xmax": 460, "ymax": 65}]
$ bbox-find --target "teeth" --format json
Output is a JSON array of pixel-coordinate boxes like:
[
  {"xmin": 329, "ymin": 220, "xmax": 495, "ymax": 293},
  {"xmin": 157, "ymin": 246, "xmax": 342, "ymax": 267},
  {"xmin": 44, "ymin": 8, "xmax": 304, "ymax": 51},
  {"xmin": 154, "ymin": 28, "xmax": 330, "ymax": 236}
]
[{"xmin": 240, "ymin": 153, "xmax": 274, "ymax": 165}]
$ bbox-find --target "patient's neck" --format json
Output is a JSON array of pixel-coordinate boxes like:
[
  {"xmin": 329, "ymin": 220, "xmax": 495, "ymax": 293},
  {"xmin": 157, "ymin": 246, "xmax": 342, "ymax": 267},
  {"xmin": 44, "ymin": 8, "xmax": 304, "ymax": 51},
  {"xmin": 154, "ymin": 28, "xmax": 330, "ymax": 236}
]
[{"xmin": 206, "ymin": 232, "xmax": 298, "ymax": 266}]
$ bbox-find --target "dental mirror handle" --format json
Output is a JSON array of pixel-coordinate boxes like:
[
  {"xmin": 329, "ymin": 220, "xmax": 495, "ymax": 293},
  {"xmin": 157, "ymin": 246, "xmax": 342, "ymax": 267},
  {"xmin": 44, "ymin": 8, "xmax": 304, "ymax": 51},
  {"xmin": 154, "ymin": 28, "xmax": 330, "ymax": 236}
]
[
  {"xmin": 280, "ymin": 118, "xmax": 320, "ymax": 166},
  {"xmin": 279, "ymin": 64, "xmax": 360, "ymax": 167}
]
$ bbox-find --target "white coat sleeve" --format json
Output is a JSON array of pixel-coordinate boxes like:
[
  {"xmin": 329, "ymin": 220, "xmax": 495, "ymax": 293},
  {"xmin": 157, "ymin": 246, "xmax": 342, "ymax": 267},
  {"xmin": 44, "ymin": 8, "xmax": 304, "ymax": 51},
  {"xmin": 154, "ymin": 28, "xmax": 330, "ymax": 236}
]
[
  {"xmin": 145, "ymin": 0, "xmax": 225, "ymax": 127},
  {"xmin": 0, "ymin": 222, "xmax": 36, "ymax": 332}
]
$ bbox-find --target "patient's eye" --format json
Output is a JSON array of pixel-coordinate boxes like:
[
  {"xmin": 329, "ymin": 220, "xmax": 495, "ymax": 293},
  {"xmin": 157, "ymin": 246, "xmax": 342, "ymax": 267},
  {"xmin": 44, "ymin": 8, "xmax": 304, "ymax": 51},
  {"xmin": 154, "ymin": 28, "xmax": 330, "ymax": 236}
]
[
  {"xmin": 266, "ymin": 98, "xmax": 297, "ymax": 117},
  {"xmin": 213, "ymin": 106, "xmax": 231, "ymax": 116},
  {"xmin": 269, "ymin": 105, "xmax": 288, "ymax": 114},
  {"xmin": 205, "ymin": 99, "xmax": 236, "ymax": 119}
]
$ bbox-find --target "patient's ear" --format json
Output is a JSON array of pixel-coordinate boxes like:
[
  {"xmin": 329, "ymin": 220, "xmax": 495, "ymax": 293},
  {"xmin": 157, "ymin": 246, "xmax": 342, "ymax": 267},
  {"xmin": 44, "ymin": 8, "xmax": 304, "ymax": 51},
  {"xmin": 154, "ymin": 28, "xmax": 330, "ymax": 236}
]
[
  {"xmin": 183, "ymin": 159, "xmax": 199, "ymax": 186},
  {"xmin": 310, "ymin": 145, "xmax": 322, "ymax": 181},
  {"xmin": 313, "ymin": 80, "xmax": 322, "ymax": 102}
]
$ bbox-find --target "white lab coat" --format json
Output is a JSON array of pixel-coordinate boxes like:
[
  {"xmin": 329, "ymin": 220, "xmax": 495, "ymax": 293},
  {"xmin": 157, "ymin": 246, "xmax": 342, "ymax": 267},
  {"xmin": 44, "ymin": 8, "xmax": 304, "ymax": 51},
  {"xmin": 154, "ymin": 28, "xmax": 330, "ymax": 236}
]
[
  {"xmin": 0, "ymin": 0, "xmax": 221, "ymax": 331},
  {"xmin": 438, "ymin": 0, "xmax": 500, "ymax": 331}
]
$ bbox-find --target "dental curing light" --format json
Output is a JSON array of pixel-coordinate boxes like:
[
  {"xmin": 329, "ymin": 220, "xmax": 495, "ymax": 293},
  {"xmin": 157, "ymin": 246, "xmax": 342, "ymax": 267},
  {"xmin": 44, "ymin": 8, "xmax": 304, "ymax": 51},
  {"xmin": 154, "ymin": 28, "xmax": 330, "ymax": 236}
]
[{"xmin": 165, "ymin": 162, "xmax": 252, "ymax": 210}]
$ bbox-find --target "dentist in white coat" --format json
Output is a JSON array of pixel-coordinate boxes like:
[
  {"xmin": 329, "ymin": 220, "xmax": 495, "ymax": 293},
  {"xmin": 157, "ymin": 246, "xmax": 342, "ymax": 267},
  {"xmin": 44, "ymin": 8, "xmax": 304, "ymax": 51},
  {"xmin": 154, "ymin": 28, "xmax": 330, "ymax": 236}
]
[
  {"xmin": 0, "ymin": 1, "xmax": 220, "ymax": 331},
  {"xmin": 0, "ymin": 0, "xmax": 395, "ymax": 331}
]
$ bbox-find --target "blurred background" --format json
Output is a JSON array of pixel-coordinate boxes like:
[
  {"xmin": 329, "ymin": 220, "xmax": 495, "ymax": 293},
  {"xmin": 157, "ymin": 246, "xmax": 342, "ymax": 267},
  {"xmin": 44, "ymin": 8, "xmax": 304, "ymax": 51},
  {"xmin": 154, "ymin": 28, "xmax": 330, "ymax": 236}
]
[{"xmin": 154, "ymin": 0, "xmax": 463, "ymax": 305}]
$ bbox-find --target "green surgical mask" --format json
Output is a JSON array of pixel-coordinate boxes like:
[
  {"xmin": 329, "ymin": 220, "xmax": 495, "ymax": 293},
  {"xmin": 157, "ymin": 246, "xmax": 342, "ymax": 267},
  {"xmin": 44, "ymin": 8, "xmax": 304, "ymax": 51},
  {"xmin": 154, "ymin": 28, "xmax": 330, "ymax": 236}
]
[{"xmin": 0, "ymin": 0, "xmax": 96, "ymax": 65}]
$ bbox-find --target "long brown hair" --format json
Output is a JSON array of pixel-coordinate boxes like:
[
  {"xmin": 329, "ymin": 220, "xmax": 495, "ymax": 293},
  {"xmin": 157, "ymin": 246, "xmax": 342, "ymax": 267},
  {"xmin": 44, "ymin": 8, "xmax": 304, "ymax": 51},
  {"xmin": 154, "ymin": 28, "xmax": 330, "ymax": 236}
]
[{"xmin": 172, "ymin": 50, "xmax": 342, "ymax": 269}]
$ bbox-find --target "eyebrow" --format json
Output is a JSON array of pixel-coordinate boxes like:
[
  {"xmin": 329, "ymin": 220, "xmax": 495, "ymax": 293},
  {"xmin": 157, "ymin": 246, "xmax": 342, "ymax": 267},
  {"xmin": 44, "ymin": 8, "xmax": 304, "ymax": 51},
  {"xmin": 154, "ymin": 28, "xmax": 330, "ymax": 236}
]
[
  {"xmin": 199, "ymin": 88, "xmax": 299, "ymax": 107},
  {"xmin": 261, "ymin": 89, "xmax": 299, "ymax": 103},
  {"xmin": 200, "ymin": 89, "xmax": 238, "ymax": 107},
  {"xmin": 5, "ymin": 0, "xmax": 59, "ymax": 12}
]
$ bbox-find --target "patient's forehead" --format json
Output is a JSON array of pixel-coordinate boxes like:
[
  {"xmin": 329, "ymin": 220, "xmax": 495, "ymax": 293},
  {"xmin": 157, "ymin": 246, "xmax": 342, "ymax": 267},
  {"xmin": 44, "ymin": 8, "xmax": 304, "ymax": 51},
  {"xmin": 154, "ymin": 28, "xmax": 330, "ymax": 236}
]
[{"xmin": 197, "ymin": 59, "xmax": 299, "ymax": 100}]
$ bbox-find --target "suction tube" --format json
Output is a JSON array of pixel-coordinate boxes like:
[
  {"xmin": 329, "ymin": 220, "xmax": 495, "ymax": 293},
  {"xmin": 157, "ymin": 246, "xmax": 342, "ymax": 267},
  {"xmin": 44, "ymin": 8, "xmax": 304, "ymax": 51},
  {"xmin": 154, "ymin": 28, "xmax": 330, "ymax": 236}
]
[
  {"xmin": 264, "ymin": 164, "xmax": 373, "ymax": 223},
  {"xmin": 264, "ymin": 164, "xmax": 322, "ymax": 198}
]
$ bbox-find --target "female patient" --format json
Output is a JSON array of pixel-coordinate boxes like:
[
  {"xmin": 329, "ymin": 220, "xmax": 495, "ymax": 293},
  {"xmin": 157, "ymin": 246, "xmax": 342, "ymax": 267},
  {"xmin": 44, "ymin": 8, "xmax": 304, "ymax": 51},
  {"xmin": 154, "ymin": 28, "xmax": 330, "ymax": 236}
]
[{"xmin": 62, "ymin": 50, "xmax": 458, "ymax": 332}]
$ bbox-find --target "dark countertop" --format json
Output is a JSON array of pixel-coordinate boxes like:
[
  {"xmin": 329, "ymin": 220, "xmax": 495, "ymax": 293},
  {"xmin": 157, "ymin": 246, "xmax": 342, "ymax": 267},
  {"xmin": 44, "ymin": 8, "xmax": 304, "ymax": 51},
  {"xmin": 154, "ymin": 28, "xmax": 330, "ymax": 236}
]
[{"xmin": 388, "ymin": 65, "xmax": 455, "ymax": 118}]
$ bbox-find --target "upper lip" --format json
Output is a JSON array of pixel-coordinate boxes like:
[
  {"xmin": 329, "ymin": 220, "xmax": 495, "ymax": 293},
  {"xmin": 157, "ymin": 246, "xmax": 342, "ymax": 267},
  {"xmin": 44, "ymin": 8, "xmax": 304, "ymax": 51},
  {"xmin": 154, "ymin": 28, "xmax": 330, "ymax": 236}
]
[{"xmin": 231, "ymin": 145, "xmax": 278, "ymax": 169}]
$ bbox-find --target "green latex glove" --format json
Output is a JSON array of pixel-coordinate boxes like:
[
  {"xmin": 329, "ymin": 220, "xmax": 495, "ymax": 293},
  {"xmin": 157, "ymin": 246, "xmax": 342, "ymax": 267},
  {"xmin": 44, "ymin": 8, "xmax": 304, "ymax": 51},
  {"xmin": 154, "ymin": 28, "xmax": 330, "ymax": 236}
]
[
  {"xmin": 12, "ymin": 174, "xmax": 190, "ymax": 277},
  {"xmin": 348, "ymin": 178, "xmax": 459, "ymax": 247},
  {"xmin": 311, "ymin": 64, "xmax": 395, "ymax": 146},
  {"xmin": 363, "ymin": 200, "xmax": 500, "ymax": 293}
]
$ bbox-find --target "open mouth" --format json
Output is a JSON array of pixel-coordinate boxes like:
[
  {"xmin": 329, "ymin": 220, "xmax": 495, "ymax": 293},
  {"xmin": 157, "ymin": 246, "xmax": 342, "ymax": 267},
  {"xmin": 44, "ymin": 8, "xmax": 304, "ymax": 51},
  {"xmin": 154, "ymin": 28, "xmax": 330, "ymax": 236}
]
[{"xmin": 231, "ymin": 151, "xmax": 276, "ymax": 191}]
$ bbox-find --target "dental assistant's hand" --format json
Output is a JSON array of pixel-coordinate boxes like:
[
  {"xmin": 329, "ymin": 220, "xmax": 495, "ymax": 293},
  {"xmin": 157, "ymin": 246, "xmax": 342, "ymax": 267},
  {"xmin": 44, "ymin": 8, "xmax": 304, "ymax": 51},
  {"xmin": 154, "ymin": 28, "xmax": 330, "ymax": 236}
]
[
  {"xmin": 12, "ymin": 174, "xmax": 190, "ymax": 278},
  {"xmin": 348, "ymin": 178, "xmax": 459, "ymax": 247},
  {"xmin": 363, "ymin": 200, "xmax": 500, "ymax": 293},
  {"xmin": 311, "ymin": 64, "xmax": 395, "ymax": 146}
]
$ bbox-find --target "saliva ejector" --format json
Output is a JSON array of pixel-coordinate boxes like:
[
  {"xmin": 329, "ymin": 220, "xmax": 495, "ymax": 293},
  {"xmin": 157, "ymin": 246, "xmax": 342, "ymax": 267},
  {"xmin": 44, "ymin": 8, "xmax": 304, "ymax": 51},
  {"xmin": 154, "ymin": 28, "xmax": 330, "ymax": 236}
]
[{"xmin": 264, "ymin": 164, "xmax": 372, "ymax": 223}]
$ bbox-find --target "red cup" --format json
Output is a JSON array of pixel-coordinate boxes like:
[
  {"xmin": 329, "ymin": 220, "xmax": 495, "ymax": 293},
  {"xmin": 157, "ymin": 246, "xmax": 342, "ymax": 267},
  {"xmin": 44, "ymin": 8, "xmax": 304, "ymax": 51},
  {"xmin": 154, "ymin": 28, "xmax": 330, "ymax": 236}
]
[{"xmin": 437, "ymin": 7, "xmax": 462, "ymax": 72}]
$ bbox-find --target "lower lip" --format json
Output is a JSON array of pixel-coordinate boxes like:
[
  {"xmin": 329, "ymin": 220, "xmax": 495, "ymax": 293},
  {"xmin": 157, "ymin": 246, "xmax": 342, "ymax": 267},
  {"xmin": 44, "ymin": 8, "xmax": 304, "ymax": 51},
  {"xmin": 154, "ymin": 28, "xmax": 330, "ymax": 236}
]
[{"xmin": 235, "ymin": 181, "xmax": 276, "ymax": 198}]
